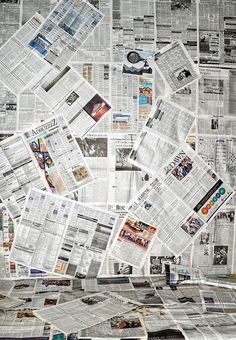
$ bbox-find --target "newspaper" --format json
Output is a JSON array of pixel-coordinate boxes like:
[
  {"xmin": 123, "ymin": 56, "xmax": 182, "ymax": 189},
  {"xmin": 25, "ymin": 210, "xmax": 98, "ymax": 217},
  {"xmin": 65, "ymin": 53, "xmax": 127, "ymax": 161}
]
[
  {"xmin": 129, "ymin": 98, "xmax": 195, "ymax": 174},
  {"xmin": 30, "ymin": 65, "xmax": 112, "ymax": 138},
  {"xmin": 17, "ymin": 88, "xmax": 51, "ymax": 132},
  {"xmin": 0, "ymin": 0, "xmax": 21, "ymax": 48},
  {"xmin": 111, "ymin": 65, "xmax": 154, "ymax": 133},
  {"xmin": 74, "ymin": 311, "xmax": 147, "ymax": 339},
  {"xmin": 0, "ymin": 82, "xmax": 17, "ymax": 132},
  {"xmin": 24, "ymin": 114, "xmax": 93, "ymax": 195},
  {"xmin": 154, "ymin": 41, "xmax": 200, "ymax": 94},
  {"xmin": 200, "ymin": 289, "xmax": 236, "ymax": 313},
  {"xmin": 127, "ymin": 144, "xmax": 234, "ymax": 256},
  {"xmin": 155, "ymin": 0, "xmax": 198, "ymax": 61},
  {"xmin": 27, "ymin": 0, "xmax": 103, "ymax": 71},
  {"xmin": 10, "ymin": 188, "xmax": 117, "ymax": 278},
  {"xmin": 73, "ymin": 133, "xmax": 109, "ymax": 204},
  {"xmin": 192, "ymin": 208, "xmax": 236, "ymax": 277},
  {"xmin": 112, "ymin": 0, "xmax": 155, "ymax": 63},
  {"xmin": 0, "ymin": 135, "xmax": 47, "ymax": 220},
  {"xmin": 34, "ymin": 291, "xmax": 141, "ymax": 334},
  {"xmin": 0, "ymin": 310, "xmax": 50, "ymax": 339},
  {"xmin": 0, "ymin": 292, "xmax": 24, "ymax": 311},
  {"xmin": 0, "ymin": 13, "xmax": 53, "ymax": 95},
  {"xmin": 72, "ymin": 0, "xmax": 112, "ymax": 63},
  {"xmin": 108, "ymin": 133, "xmax": 151, "ymax": 205},
  {"xmin": 110, "ymin": 215, "xmax": 158, "ymax": 269}
]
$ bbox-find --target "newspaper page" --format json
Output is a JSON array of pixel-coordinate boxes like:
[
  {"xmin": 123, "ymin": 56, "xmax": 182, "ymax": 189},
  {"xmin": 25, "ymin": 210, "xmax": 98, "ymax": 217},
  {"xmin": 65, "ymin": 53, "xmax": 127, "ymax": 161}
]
[
  {"xmin": 24, "ymin": 115, "xmax": 93, "ymax": 195},
  {"xmin": 198, "ymin": 67, "xmax": 236, "ymax": 117},
  {"xmin": 0, "ymin": 292, "xmax": 24, "ymax": 312},
  {"xmin": 200, "ymin": 289, "xmax": 236, "ymax": 313},
  {"xmin": 71, "ymin": 62, "xmax": 111, "ymax": 133},
  {"xmin": 30, "ymin": 65, "xmax": 112, "ymax": 138},
  {"xmin": 34, "ymin": 291, "xmax": 141, "ymax": 334},
  {"xmin": 73, "ymin": 133, "xmax": 109, "ymax": 204},
  {"xmin": 0, "ymin": 135, "xmax": 47, "ymax": 220},
  {"xmin": 192, "ymin": 208, "xmax": 236, "ymax": 277},
  {"xmin": 127, "ymin": 176, "xmax": 202, "ymax": 256},
  {"xmin": 129, "ymin": 98, "xmax": 195, "ymax": 173},
  {"xmin": 0, "ymin": 13, "xmax": 53, "ymax": 95},
  {"xmin": 110, "ymin": 215, "xmax": 158, "ymax": 269},
  {"xmin": 112, "ymin": 0, "xmax": 155, "ymax": 63},
  {"xmin": 27, "ymin": 0, "xmax": 104, "ymax": 71},
  {"xmin": 108, "ymin": 133, "xmax": 150, "ymax": 205},
  {"xmin": 157, "ymin": 144, "xmax": 234, "ymax": 223},
  {"xmin": 21, "ymin": 0, "xmax": 57, "ymax": 26},
  {"xmin": 0, "ymin": 82, "xmax": 17, "ymax": 132},
  {"xmin": 10, "ymin": 188, "xmax": 117, "ymax": 278},
  {"xmin": 0, "ymin": 0, "xmax": 20, "ymax": 48},
  {"xmin": 111, "ymin": 65, "xmax": 154, "ymax": 133},
  {"xmin": 155, "ymin": 0, "xmax": 198, "ymax": 61},
  {"xmin": 142, "ymin": 306, "xmax": 185, "ymax": 339},
  {"xmin": 199, "ymin": 0, "xmax": 236, "ymax": 65},
  {"xmin": 74, "ymin": 311, "xmax": 147, "ymax": 339},
  {"xmin": 17, "ymin": 88, "xmax": 52, "ymax": 132},
  {"xmin": 127, "ymin": 144, "xmax": 234, "ymax": 256},
  {"xmin": 0, "ymin": 310, "xmax": 51, "ymax": 339},
  {"xmin": 154, "ymin": 41, "xmax": 200, "ymax": 94},
  {"xmin": 72, "ymin": 0, "xmax": 112, "ymax": 63}
]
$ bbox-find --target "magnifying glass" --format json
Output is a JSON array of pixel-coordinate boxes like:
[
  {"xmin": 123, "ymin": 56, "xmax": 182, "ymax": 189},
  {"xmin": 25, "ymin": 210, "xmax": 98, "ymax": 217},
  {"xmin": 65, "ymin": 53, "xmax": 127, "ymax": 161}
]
[{"xmin": 127, "ymin": 51, "xmax": 145, "ymax": 64}]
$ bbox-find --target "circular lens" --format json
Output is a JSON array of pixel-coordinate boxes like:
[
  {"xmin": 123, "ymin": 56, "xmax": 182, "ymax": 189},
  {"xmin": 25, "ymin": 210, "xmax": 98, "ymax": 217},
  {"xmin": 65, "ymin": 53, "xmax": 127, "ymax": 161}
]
[{"xmin": 127, "ymin": 51, "xmax": 140, "ymax": 64}]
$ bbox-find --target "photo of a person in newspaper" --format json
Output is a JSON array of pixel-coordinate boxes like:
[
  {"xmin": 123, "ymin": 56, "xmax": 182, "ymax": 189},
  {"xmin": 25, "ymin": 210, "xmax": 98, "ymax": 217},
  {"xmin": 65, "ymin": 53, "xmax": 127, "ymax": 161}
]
[
  {"xmin": 171, "ymin": 155, "xmax": 193, "ymax": 180},
  {"xmin": 213, "ymin": 246, "xmax": 228, "ymax": 265},
  {"xmin": 180, "ymin": 213, "xmax": 204, "ymax": 236},
  {"xmin": 118, "ymin": 218, "xmax": 156, "ymax": 249}
]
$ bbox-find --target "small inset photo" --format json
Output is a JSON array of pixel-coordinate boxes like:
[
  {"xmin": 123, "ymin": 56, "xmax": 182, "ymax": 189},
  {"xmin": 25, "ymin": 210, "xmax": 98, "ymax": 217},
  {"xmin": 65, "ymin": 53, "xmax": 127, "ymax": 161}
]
[
  {"xmin": 171, "ymin": 155, "xmax": 193, "ymax": 180},
  {"xmin": 213, "ymin": 246, "xmax": 228, "ymax": 265},
  {"xmin": 83, "ymin": 94, "xmax": 111, "ymax": 122},
  {"xmin": 180, "ymin": 213, "xmax": 204, "ymax": 237}
]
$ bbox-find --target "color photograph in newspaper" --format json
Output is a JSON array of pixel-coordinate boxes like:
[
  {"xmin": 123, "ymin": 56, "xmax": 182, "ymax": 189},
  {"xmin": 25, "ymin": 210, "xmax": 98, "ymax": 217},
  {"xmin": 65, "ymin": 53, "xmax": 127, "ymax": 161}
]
[
  {"xmin": 24, "ymin": 115, "xmax": 93, "ymax": 195},
  {"xmin": 110, "ymin": 215, "xmax": 158, "ymax": 269}
]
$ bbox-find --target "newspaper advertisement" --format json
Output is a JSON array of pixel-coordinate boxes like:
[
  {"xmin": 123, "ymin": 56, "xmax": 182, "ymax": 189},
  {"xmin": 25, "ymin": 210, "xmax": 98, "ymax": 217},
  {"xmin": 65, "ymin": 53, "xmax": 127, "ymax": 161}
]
[
  {"xmin": 129, "ymin": 98, "xmax": 195, "ymax": 174},
  {"xmin": 0, "ymin": 135, "xmax": 47, "ymax": 220},
  {"xmin": 27, "ymin": 0, "xmax": 104, "ymax": 71},
  {"xmin": 10, "ymin": 188, "xmax": 117, "ymax": 278},
  {"xmin": 24, "ymin": 115, "xmax": 93, "ymax": 195},
  {"xmin": 30, "ymin": 65, "xmax": 112, "ymax": 138},
  {"xmin": 34, "ymin": 291, "xmax": 141, "ymax": 334},
  {"xmin": 110, "ymin": 215, "xmax": 158, "ymax": 269},
  {"xmin": 154, "ymin": 41, "xmax": 200, "ymax": 94}
]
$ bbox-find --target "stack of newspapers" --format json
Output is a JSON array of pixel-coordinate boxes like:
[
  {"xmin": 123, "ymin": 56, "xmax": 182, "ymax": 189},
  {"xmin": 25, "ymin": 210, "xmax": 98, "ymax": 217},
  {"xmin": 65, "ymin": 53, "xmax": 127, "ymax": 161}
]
[{"xmin": 0, "ymin": 0, "xmax": 236, "ymax": 339}]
